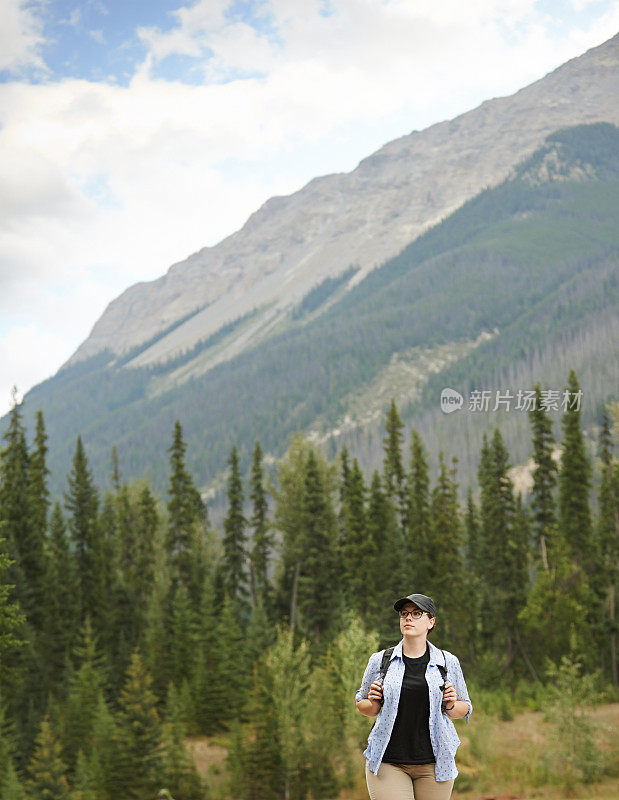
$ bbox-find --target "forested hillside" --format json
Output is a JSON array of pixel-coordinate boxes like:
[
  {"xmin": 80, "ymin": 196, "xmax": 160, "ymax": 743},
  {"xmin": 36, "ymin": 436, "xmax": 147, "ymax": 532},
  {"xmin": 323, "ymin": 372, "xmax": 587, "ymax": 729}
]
[
  {"xmin": 0, "ymin": 373, "xmax": 617, "ymax": 798},
  {"xmin": 12, "ymin": 123, "xmax": 619, "ymax": 501}
]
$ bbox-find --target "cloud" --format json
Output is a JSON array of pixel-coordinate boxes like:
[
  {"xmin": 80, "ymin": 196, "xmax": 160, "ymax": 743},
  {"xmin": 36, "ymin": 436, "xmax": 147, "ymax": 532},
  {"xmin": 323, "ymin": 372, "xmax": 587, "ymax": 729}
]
[
  {"xmin": 0, "ymin": 322, "xmax": 75, "ymax": 417},
  {"xmin": 0, "ymin": 0, "xmax": 46, "ymax": 73},
  {"xmin": 1, "ymin": 0, "xmax": 618, "ymax": 416}
]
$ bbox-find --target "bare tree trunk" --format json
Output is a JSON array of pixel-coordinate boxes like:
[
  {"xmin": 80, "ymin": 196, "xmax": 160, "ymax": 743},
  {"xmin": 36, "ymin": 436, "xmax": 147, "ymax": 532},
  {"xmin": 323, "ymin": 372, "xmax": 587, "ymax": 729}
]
[
  {"xmin": 515, "ymin": 625, "xmax": 541, "ymax": 683},
  {"xmin": 540, "ymin": 534, "xmax": 549, "ymax": 571}
]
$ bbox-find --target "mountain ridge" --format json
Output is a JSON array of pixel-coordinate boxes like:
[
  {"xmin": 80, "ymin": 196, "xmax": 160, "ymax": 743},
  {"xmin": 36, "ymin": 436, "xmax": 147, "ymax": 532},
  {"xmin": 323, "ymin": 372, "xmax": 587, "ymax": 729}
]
[
  {"xmin": 66, "ymin": 33, "xmax": 619, "ymax": 372},
  {"xmin": 16, "ymin": 121, "xmax": 619, "ymax": 500}
]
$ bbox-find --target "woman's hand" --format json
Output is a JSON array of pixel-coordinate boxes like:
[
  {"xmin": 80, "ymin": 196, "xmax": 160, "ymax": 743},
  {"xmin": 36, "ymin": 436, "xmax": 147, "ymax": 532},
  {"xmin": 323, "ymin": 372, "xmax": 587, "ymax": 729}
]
[
  {"xmin": 356, "ymin": 680, "xmax": 383, "ymax": 717},
  {"xmin": 368, "ymin": 681, "xmax": 384, "ymax": 703},
  {"xmin": 442, "ymin": 681, "xmax": 457, "ymax": 710}
]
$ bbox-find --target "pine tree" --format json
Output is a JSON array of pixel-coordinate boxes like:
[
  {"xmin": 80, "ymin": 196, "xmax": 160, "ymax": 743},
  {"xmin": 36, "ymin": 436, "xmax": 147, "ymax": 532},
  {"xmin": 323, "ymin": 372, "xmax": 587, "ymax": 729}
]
[
  {"xmin": 338, "ymin": 446, "xmax": 351, "ymax": 509},
  {"xmin": 243, "ymin": 661, "xmax": 285, "ymax": 800},
  {"xmin": 143, "ymin": 570, "xmax": 171, "ymax": 702},
  {"xmin": 519, "ymin": 535, "xmax": 594, "ymax": 672},
  {"xmin": 41, "ymin": 502, "xmax": 79, "ymax": 696},
  {"xmin": 88, "ymin": 692, "xmax": 120, "ymax": 800},
  {"xmin": 383, "ymin": 400, "xmax": 407, "ymax": 531},
  {"xmin": 225, "ymin": 717, "xmax": 248, "ymax": 800},
  {"xmin": 64, "ymin": 436, "xmax": 101, "ymax": 626},
  {"xmin": 70, "ymin": 749, "xmax": 97, "ymax": 800},
  {"xmin": 29, "ymin": 411, "xmax": 50, "ymax": 540},
  {"xmin": 61, "ymin": 620, "xmax": 106, "ymax": 770},
  {"xmin": 477, "ymin": 429, "xmax": 521, "ymax": 666},
  {"xmin": 0, "ymin": 538, "xmax": 24, "ymax": 684},
  {"xmin": 135, "ymin": 484, "xmax": 159, "ymax": 610},
  {"xmin": 116, "ymin": 484, "xmax": 138, "ymax": 578},
  {"xmin": 166, "ymin": 421, "xmax": 205, "ymax": 589},
  {"xmin": 297, "ymin": 450, "xmax": 340, "ymax": 643},
  {"xmin": 463, "ymin": 488, "xmax": 483, "ymax": 663},
  {"xmin": 248, "ymin": 441, "xmax": 273, "ymax": 609},
  {"xmin": 162, "ymin": 684, "xmax": 204, "ymax": 800},
  {"xmin": 115, "ymin": 650, "xmax": 164, "ymax": 799},
  {"xmin": 337, "ymin": 446, "xmax": 352, "ymax": 561},
  {"xmin": 96, "ymin": 494, "xmax": 126, "ymax": 687},
  {"xmin": 264, "ymin": 626, "xmax": 312, "ymax": 800},
  {"xmin": 407, "ymin": 429, "xmax": 431, "ymax": 585},
  {"xmin": 222, "ymin": 446, "xmax": 248, "ymax": 601},
  {"xmin": 529, "ymin": 383, "xmax": 558, "ymax": 570},
  {"xmin": 558, "ymin": 371, "xmax": 593, "ymax": 568},
  {"xmin": 213, "ymin": 594, "xmax": 248, "ymax": 723},
  {"xmin": 428, "ymin": 454, "xmax": 466, "ymax": 648},
  {"xmin": 191, "ymin": 568, "xmax": 220, "ymax": 735},
  {"xmin": 464, "ymin": 488, "xmax": 480, "ymax": 576},
  {"xmin": 110, "ymin": 445, "xmax": 122, "ymax": 494},
  {"xmin": 28, "ymin": 410, "xmax": 49, "ymax": 620},
  {"xmin": 595, "ymin": 409, "xmax": 618, "ymax": 685},
  {"xmin": 366, "ymin": 470, "xmax": 403, "ymax": 640},
  {"xmin": 2, "ymin": 760, "xmax": 26, "ymax": 800},
  {"xmin": 0, "ymin": 698, "xmax": 20, "ymax": 783},
  {"xmin": 339, "ymin": 458, "xmax": 373, "ymax": 621},
  {"xmin": 169, "ymin": 582, "xmax": 198, "ymax": 691},
  {"xmin": 511, "ymin": 492, "xmax": 531, "ymax": 653},
  {"xmin": 0, "ymin": 392, "xmax": 39, "ymax": 621},
  {"xmin": 26, "ymin": 717, "xmax": 71, "ymax": 800},
  {"xmin": 303, "ymin": 657, "xmax": 340, "ymax": 800},
  {"xmin": 272, "ymin": 435, "xmax": 313, "ymax": 631},
  {"xmin": 326, "ymin": 617, "xmax": 380, "ymax": 782},
  {"xmin": 108, "ymin": 485, "xmax": 139, "ymax": 667}
]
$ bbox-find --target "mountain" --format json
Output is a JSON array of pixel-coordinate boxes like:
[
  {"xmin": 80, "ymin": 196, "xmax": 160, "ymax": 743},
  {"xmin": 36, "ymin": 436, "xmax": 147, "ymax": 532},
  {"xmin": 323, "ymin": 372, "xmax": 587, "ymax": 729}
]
[
  {"xmin": 18, "ymin": 120, "xmax": 619, "ymax": 501},
  {"xmin": 67, "ymin": 33, "xmax": 619, "ymax": 377},
  {"xmin": 9, "ymin": 34, "xmax": 619, "ymax": 500}
]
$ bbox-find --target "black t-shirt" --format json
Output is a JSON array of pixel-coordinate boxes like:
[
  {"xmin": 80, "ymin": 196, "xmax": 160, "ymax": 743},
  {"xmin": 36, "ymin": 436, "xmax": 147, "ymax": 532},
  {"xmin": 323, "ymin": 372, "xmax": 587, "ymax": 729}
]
[{"xmin": 382, "ymin": 644, "xmax": 435, "ymax": 765}]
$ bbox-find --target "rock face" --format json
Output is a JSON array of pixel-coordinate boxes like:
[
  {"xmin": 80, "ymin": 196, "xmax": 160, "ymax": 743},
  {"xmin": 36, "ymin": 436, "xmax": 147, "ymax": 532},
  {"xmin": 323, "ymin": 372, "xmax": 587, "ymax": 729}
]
[{"xmin": 67, "ymin": 33, "xmax": 619, "ymax": 369}]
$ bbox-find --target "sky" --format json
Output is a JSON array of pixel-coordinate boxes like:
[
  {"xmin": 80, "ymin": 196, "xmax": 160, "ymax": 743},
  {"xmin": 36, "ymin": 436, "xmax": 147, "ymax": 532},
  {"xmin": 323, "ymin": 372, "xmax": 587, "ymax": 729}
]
[{"xmin": 1, "ymin": 0, "xmax": 618, "ymax": 418}]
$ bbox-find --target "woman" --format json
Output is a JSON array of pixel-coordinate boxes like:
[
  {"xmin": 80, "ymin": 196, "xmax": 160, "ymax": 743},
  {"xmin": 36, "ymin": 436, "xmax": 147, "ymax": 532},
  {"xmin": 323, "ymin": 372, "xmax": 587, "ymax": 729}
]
[{"xmin": 355, "ymin": 593, "xmax": 472, "ymax": 800}]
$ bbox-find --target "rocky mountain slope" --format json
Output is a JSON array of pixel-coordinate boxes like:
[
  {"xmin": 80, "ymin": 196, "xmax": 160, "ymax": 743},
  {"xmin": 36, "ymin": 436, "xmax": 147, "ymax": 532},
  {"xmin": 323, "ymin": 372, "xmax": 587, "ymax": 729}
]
[
  {"xmin": 19, "ymin": 121, "xmax": 619, "ymax": 499},
  {"xmin": 67, "ymin": 33, "xmax": 619, "ymax": 376}
]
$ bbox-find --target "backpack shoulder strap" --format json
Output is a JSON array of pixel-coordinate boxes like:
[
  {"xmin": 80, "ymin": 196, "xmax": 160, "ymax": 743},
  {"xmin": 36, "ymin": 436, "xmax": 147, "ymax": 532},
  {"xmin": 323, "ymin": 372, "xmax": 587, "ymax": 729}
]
[
  {"xmin": 370, "ymin": 647, "xmax": 395, "ymax": 725},
  {"xmin": 437, "ymin": 649, "xmax": 448, "ymax": 681},
  {"xmin": 378, "ymin": 646, "xmax": 394, "ymax": 681}
]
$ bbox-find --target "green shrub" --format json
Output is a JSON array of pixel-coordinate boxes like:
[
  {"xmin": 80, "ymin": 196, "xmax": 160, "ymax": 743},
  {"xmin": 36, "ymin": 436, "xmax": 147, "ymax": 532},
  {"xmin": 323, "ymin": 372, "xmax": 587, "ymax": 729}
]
[{"xmin": 543, "ymin": 654, "xmax": 604, "ymax": 793}]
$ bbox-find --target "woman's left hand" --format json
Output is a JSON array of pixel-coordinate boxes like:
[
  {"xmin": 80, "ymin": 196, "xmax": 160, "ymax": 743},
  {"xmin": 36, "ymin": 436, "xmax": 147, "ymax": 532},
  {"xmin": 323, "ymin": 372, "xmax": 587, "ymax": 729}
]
[{"xmin": 442, "ymin": 681, "xmax": 457, "ymax": 710}]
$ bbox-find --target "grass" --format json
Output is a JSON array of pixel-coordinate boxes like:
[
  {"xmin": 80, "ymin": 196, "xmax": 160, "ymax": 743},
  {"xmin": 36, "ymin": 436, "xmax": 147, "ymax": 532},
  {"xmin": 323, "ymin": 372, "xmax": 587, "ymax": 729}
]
[
  {"xmin": 185, "ymin": 703, "xmax": 619, "ymax": 800},
  {"xmin": 449, "ymin": 702, "xmax": 618, "ymax": 800}
]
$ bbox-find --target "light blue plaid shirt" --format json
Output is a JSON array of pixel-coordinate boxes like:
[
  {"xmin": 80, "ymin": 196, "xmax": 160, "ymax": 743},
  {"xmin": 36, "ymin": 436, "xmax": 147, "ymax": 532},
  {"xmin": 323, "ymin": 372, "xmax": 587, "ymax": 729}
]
[{"xmin": 355, "ymin": 639, "xmax": 472, "ymax": 781}]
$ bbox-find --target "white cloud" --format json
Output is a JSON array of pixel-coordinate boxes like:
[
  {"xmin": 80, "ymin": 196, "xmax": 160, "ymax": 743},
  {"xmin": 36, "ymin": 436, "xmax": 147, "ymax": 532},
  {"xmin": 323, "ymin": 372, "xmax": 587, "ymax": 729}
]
[
  {"xmin": 1, "ymin": 0, "xmax": 618, "ymax": 416},
  {"xmin": 0, "ymin": 0, "xmax": 46, "ymax": 72},
  {"xmin": 0, "ymin": 323, "xmax": 74, "ymax": 417},
  {"xmin": 89, "ymin": 29, "xmax": 105, "ymax": 44}
]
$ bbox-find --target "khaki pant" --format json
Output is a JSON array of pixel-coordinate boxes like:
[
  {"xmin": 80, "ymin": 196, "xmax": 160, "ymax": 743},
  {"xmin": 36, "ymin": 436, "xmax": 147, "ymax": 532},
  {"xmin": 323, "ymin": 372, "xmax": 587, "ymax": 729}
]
[{"xmin": 365, "ymin": 761, "xmax": 454, "ymax": 800}]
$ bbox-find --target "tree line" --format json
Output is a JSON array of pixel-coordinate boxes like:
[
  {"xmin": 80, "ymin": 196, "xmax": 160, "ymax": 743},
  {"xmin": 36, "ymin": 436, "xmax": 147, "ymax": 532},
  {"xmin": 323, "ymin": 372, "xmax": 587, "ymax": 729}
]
[{"xmin": 0, "ymin": 368, "xmax": 617, "ymax": 799}]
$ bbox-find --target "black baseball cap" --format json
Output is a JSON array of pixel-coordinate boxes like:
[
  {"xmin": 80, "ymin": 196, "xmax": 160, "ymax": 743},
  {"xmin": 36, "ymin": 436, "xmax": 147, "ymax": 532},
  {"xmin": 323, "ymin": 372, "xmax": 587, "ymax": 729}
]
[{"xmin": 394, "ymin": 593, "xmax": 436, "ymax": 617}]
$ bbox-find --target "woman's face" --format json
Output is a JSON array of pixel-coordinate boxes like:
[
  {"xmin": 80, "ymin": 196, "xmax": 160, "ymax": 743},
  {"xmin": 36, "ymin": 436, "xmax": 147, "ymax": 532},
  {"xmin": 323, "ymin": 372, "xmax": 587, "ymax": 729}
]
[{"xmin": 399, "ymin": 602, "xmax": 435, "ymax": 637}]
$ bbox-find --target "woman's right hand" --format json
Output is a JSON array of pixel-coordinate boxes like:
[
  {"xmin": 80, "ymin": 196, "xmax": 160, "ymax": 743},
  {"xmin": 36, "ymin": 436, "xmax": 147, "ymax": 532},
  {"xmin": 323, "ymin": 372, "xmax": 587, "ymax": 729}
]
[{"xmin": 368, "ymin": 681, "xmax": 384, "ymax": 703}]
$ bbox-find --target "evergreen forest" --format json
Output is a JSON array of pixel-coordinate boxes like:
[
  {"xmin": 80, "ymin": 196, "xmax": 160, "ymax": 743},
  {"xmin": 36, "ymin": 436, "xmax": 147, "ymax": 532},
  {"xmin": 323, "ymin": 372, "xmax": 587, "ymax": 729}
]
[{"xmin": 0, "ymin": 367, "xmax": 617, "ymax": 799}]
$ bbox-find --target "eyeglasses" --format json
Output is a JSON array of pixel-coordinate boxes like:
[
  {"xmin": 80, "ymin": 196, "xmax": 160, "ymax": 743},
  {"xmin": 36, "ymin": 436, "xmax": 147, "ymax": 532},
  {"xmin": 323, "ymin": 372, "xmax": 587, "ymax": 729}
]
[{"xmin": 399, "ymin": 609, "xmax": 427, "ymax": 620}]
